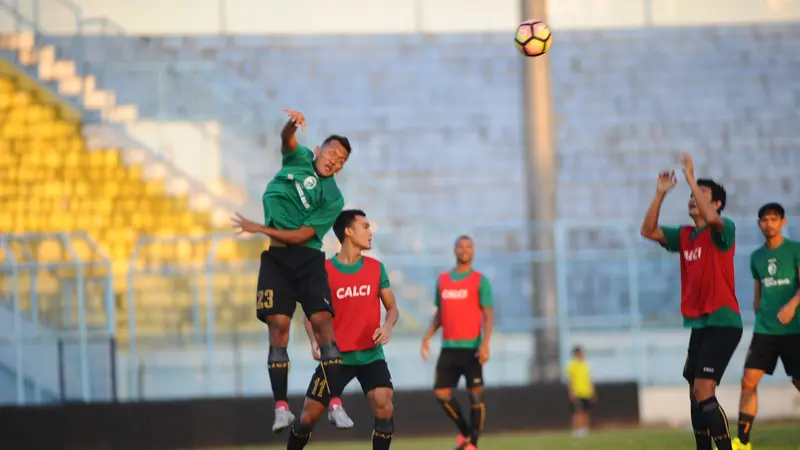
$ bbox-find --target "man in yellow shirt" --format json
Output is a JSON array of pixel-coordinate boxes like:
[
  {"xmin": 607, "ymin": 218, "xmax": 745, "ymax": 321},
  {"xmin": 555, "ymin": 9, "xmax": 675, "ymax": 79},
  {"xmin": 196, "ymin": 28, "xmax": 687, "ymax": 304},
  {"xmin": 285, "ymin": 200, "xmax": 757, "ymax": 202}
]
[{"xmin": 566, "ymin": 346, "xmax": 596, "ymax": 437}]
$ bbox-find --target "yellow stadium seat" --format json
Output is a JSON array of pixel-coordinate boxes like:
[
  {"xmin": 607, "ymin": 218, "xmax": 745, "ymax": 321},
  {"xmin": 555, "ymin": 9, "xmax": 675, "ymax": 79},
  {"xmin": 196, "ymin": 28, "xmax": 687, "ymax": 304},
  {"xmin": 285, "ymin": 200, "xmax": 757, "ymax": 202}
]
[{"xmin": 0, "ymin": 74, "xmax": 266, "ymax": 335}]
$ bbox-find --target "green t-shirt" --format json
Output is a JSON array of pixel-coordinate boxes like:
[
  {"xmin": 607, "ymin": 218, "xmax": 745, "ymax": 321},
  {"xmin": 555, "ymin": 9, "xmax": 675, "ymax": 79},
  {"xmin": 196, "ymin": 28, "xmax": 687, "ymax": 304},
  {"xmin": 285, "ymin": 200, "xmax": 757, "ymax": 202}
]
[
  {"xmin": 751, "ymin": 238, "xmax": 800, "ymax": 335},
  {"xmin": 262, "ymin": 146, "xmax": 344, "ymax": 250},
  {"xmin": 660, "ymin": 218, "xmax": 743, "ymax": 329},
  {"xmin": 328, "ymin": 256, "xmax": 391, "ymax": 366},
  {"xmin": 434, "ymin": 269, "xmax": 494, "ymax": 349}
]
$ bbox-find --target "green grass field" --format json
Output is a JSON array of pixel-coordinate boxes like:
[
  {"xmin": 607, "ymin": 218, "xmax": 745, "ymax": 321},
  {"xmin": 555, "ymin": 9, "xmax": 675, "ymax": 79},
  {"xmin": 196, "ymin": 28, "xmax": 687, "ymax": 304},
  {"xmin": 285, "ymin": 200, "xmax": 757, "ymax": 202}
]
[{"xmin": 219, "ymin": 424, "xmax": 799, "ymax": 450}]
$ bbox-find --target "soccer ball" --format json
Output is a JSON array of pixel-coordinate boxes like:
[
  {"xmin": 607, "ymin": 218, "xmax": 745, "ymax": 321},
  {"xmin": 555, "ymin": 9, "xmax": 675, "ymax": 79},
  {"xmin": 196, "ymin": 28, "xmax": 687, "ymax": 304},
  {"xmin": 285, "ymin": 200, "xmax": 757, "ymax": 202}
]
[{"xmin": 514, "ymin": 19, "xmax": 552, "ymax": 57}]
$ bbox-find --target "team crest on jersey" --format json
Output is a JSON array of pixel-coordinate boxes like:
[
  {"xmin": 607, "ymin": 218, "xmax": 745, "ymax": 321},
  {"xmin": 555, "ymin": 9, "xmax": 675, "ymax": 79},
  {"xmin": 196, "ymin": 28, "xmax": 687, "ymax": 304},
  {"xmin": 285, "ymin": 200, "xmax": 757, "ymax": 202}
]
[
  {"xmin": 767, "ymin": 258, "xmax": 777, "ymax": 276},
  {"xmin": 303, "ymin": 176, "xmax": 318, "ymax": 190}
]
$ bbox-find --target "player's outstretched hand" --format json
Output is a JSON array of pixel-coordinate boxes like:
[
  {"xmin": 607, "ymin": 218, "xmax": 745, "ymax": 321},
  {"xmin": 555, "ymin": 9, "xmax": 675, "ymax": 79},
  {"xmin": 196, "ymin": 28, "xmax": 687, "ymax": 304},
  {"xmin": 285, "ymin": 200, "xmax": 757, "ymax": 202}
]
[
  {"xmin": 680, "ymin": 152, "xmax": 695, "ymax": 181},
  {"xmin": 656, "ymin": 170, "xmax": 677, "ymax": 194},
  {"xmin": 420, "ymin": 339, "xmax": 431, "ymax": 361},
  {"xmin": 476, "ymin": 343, "xmax": 490, "ymax": 365},
  {"xmin": 282, "ymin": 108, "xmax": 306, "ymax": 132},
  {"xmin": 777, "ymin": 301, "xmax": 797, "ymax": 325},
  {"xmin": 230, "ymin": 213, "xmax": 261, "ymax": 235}
]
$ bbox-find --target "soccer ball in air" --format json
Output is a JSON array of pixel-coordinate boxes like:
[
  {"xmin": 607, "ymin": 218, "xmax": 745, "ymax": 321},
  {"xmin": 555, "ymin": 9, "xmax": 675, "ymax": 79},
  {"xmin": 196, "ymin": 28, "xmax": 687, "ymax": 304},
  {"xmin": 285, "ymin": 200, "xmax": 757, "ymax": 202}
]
[{"xmin": 514, "ymin": 19, "xmax": 552, "ymax": 57}]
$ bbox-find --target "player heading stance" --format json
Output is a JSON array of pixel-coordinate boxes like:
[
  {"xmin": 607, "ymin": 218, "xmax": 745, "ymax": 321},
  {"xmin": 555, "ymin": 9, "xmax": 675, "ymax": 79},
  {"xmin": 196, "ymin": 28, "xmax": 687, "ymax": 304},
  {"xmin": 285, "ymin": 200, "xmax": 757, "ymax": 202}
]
[
  {"xmin": 290, "ymin": 209, "xmax": 399, "ymax": 450},
  {"xmin": 733, "ymin": 203, "xmax": 800, "ymax": 450},
  {"xmin": 421, "ymin": 236, "xmax": 494, "ymax": 450},
  {"xmin": 640, "ymin": 153, "xmax": 743, "ymax": 450},
  {"xmin": 231, "ymin": 108, "xmax": 352, "ymax": 433}
]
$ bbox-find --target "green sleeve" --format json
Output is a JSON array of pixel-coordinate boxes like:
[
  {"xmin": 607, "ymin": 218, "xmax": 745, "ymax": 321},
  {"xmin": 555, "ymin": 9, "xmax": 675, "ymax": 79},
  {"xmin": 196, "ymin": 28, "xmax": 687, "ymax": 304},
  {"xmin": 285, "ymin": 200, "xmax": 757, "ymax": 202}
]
[
  {"xmin": 302, "ymin": 195, "xmax": 344, "ymax": 239},
  {"xmin": 711, "ymin": 217, "xmax": 735, "ymax": 251},
  {"xmin": 434, "ymin": 280, "xmax": 440, "ymax": 307},
  {"xmin": 379, "ymin": 262, "xmax": 390, "ymax": 289},
  {"xmin": 795, "ymin": 243, "xmax": 800, "ymax": 271},
  {"xmin": 479, "ymin": 276, "xmax": 494, "ymax": 307},
  {"xmin": 281, "ymin": 145, "xmax": 312, "ymax": 167},
  {"xmin": 659, "ymin": 226, "xmax": 681, "ymax": 253},
  {"xmin": 750, "ymin": 252, "xmax": 759, "ymax": 280}
]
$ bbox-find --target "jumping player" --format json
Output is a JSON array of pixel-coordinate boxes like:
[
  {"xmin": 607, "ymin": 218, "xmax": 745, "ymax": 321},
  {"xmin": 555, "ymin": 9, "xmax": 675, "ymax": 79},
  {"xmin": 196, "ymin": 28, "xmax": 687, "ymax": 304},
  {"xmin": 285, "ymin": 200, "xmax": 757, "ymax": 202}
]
[
  {"xmin": 566, "ymin": 345, "xmax": 596, "ymax": 437},
  {"xmin": 733, "ymin": 203, "xmax": 800, "ymax": 450},
  {"xmin": 421, "ymin": 235, "xmax": 494, "ymax": 450},
  {"xmin": 640, "ymin": 153, "xmax": 743, "ymax": 450},
  {"xmin": 231, "ymin": 108, "xmax": 352, "ymax": 433},
  {"xmin": 290, "ymin": 209, "xmax": 399, "ymax": 450}
]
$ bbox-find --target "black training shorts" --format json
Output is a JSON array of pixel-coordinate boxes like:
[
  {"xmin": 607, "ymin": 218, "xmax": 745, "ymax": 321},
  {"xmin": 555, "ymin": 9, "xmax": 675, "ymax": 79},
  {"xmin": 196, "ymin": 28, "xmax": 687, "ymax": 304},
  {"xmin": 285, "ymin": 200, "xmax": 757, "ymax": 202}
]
[
  {"xmin": 255, "ymin": 246, "xmax": 334, "ymax": 321},
  {"xmin": 571, "ymin": 398, "xmax": 593, "ymax": 413},
  {"xmin": 305, "ymin": 360, "xmax": 393, "ymax": 405},
  {"xmin": 744, "ymin": 333, "xmax": 800, "ymax": 378},
  {"xmin": 434, "ymin": 348, "xmax": 484, "ymax": 390},
  {"xmin": 683, "ymin": 326, "xmax": 743, "ymax": 385}
]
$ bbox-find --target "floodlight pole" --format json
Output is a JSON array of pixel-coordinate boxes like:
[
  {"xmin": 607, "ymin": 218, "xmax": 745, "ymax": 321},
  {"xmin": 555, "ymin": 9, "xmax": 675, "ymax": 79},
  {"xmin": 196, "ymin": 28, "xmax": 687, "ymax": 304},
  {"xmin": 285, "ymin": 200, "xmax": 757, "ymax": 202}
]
[{"xmin": 522, "ymin": 0, "xmax": 561, "ymax": 383}]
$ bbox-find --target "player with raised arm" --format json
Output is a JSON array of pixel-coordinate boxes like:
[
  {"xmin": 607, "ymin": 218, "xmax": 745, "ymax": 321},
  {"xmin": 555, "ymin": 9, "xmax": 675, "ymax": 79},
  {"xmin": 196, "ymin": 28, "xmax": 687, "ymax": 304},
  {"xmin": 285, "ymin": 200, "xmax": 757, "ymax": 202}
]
[
  {"xmin": 421, "ymin": 235, "xmax": 494, "ymax": 450},
  {"xmin": 231, "ymin": 108, "xmax": 352, "ymax": 433},
  {"xmin": 640, "ymin": 153, "xmax": 743, "ymax": 450},
  {"xmin": 290, "ymin": 209, "xmax": 399, "ymax": 450},
  {"xmin": 733, "ymin": 203, "xmax": 800, "ymax": 450}
]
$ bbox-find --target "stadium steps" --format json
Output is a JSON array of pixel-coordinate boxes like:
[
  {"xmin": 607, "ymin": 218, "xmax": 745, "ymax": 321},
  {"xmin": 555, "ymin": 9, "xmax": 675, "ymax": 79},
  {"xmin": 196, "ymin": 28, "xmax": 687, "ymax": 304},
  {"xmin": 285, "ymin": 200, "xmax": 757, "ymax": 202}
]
[
  {"xmin": 0, "ymin": 54, "xmax": 268, "ymax": 337},
  {"xmin": 0, "ymin": 32, "xmax": 250, "ymax": 218}
]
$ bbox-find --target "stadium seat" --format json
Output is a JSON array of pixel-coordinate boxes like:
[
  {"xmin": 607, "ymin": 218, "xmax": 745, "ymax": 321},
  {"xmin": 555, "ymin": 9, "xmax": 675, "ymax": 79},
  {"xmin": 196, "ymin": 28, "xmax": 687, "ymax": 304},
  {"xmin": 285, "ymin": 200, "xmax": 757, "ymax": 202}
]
[{"xmin": 0, "ymin": 72, "xmax": 267, "ymax": 336}]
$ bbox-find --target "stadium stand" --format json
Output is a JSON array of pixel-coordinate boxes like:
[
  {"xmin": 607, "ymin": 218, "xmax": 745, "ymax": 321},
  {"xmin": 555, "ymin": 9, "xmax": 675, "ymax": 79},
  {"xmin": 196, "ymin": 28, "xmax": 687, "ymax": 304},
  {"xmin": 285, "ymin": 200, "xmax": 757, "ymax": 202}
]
[{"xmin": 0, "ymin": 51, "xmax": 268, "ymax": 336}]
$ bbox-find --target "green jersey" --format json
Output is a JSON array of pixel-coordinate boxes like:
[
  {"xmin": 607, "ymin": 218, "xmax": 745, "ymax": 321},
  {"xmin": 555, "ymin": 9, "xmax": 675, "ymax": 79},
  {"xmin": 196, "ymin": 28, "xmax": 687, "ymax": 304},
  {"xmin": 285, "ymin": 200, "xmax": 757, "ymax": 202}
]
[
  {"xmin": 262, "ymin": 146, "xmax": 344, "ymax": 250},
  {"xmin": 750, "ymin": 238, "xmax": 800, "ymax": 335},
  {"xmin": 328, "ymin": 256, "xmax": 391, "ymax": 366}
]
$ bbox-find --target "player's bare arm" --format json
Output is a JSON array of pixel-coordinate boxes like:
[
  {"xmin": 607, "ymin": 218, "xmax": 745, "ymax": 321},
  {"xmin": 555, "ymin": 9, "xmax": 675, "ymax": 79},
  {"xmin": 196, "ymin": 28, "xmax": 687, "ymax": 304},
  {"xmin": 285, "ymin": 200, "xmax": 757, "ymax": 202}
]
[
  {"xmin": 373, "ymin": 287, "xmax": 400, "ymax": 345},
  {"xmin": 777, "ymin": 266, "xmax": 800, "ymax": 324},
  {"xmin": 303, "ymin": 317, "xmax": 320, "ymax": 360},
  {"xmin": 752, "ymin": 279, "xmax": 762, "ymax": 314},
  {"xmin": 420, "ymin": 309, "xmax": 442, "ymax": 361},
  {"xmin": 640, "ymin": 171, "xmax": 677, "ymax": 244},
  {"xmin": 280, "ymin": 108, "xmax": 305, "ymax": 152},
  {"xmin": 477, "ymin": 306, "xmax": 494, "ymax": 365},
  {"xmin": 230, "ymin": 213, "xmax": 316, "ymax": 245},
  {"xmin": 682, "ymin": 153, "xmax": 724, "ymax": 231}
]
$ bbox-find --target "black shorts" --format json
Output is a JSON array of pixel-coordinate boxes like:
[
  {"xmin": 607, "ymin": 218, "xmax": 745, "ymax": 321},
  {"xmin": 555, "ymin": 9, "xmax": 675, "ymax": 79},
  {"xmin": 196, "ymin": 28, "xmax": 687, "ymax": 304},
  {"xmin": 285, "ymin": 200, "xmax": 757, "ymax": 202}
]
[
  {"xmin": 305, "ymin": 360, "xmax": 393, "ymax": 405},
  {"xmin": 434, "ymin": 348, "xmax": 484, "ymax": 390},
  {"xmin": 571, "ymin": 398, "xmax": 593, "ymax": 413},
  {"xmin": 255, "ymin": 246, "xmax": 334, "ymax": 322},
  {"xmin": 744, "ymin": 333, "xmax": 800, "ymax": 378},
  {"xmin": 683, "ymin": 326, "xmax": 743, "ymax": 385}
]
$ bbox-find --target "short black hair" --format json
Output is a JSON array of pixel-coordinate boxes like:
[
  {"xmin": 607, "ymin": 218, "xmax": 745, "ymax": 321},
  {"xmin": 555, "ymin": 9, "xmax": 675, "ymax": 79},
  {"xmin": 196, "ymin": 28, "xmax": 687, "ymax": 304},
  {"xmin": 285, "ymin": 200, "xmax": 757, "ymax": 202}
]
[
  {"xmin": 696, "ymin": 178, "xmax": 726, "ymax": 213},
  {"xmin": 758, "ymin": 202, "xmax": 785, "ymax": 219},
  {"xmin": 572, "ymin": 346, "xmax": 583, "ymax": 356},
  {"xmin": 454, "ymin": 235, "xmax": 473, "ymax": 248},
  {"xmin": 333, "ymin": 209, "xmax": 366, "ymax": 243},
  {"xmin": 323, "ymin": 135, "xmax": 351, "ymax": 154}
]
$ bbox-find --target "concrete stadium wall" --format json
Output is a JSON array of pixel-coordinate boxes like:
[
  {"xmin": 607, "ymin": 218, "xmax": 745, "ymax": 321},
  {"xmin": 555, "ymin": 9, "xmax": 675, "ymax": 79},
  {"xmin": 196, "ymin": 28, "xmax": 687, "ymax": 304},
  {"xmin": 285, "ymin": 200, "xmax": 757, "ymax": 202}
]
[
  {"xmin": 0, "ymin": 382, "xmax": 640, "ymax": 450},
  {"xmin": 5, "ymin": 0, "xmax": 800, "ymax": 35},
  {"xmin": 640, "ymin": 384, "xmax": 800, "ymax": 426}
]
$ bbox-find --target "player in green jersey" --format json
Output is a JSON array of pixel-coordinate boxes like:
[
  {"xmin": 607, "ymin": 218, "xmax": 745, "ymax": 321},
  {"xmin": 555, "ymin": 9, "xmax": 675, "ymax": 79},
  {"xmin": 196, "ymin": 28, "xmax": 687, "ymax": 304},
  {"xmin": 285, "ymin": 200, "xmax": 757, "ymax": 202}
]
[
  {"xmin": 231, "ymin": 108, "xmax": 352, "ymax": 434},
  {"xmin": 733, "ymin": 203, "xmax": 800, "ymax": 450}
]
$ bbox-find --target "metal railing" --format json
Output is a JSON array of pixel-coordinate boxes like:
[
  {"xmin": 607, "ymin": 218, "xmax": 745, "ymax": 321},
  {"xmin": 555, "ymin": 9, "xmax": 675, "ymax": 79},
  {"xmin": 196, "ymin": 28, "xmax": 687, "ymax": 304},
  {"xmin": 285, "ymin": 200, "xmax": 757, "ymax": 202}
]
[
  {"xmin": 0, "ymin": 232, "xmax": 116, "ymax": 404},
  {"xmin": 1, "ymin": 216, "xmax": 796, "ymax": 403}
]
